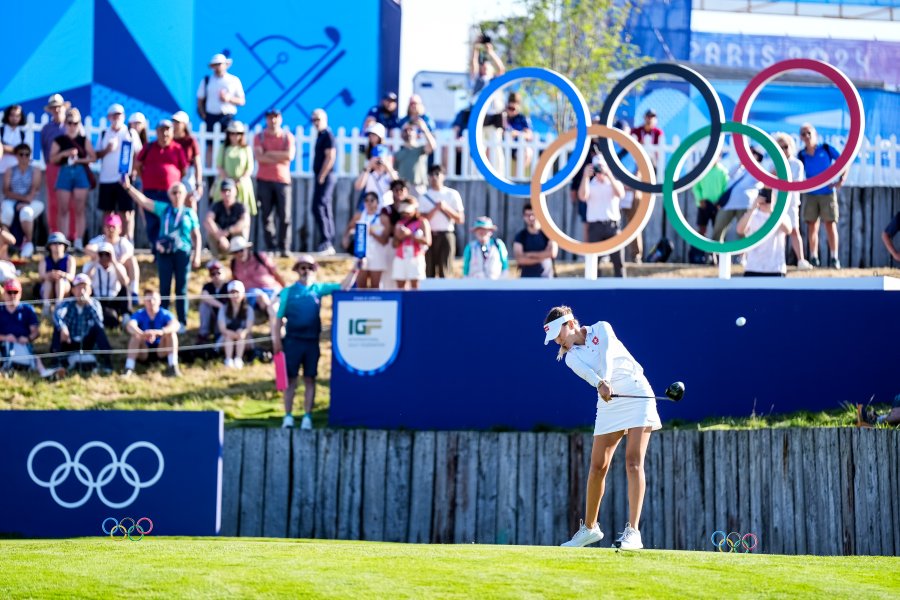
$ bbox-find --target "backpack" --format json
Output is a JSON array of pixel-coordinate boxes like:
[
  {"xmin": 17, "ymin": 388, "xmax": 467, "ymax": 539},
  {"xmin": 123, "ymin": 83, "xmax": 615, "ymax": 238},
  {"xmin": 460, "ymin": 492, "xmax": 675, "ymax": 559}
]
[{"xmin": 797, "ymin": 143, "xmax": 837, "ymax": 170}]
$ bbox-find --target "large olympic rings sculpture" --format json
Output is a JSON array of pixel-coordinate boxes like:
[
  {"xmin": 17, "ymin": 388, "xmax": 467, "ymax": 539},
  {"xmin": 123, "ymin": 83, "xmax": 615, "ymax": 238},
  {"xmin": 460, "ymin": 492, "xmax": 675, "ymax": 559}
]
[{"xmin": 467, "ymin": 59, "xmax": 865, "ymax": 255}]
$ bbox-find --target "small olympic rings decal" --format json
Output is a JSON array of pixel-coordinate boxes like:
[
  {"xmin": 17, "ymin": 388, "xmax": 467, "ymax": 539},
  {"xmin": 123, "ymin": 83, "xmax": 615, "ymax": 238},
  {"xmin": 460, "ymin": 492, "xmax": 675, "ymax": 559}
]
[
  {"xmin": 467, "ymin": 59, "xmax": 865, "ymax": 257},
  {"xmin": 102, "ymin": 517, "xmax": 154, "ymax": 541},
  {"xmin": 710, "ymin": 530, "xmax": 758, "ymax": 553}
]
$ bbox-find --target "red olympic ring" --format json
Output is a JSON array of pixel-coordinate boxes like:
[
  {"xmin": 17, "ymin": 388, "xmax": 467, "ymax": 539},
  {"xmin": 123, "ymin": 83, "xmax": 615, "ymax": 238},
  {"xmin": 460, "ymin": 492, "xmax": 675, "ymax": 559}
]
[{"xmin": 732, "ymin": 58, "xmax": 865, "ymax": 193}]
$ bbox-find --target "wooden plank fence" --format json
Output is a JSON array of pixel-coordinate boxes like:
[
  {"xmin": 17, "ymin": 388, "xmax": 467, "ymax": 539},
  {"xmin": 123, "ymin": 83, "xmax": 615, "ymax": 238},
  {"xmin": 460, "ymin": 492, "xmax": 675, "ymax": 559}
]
[{"xmin": 220, "ymin": 427, "xmax": 900, "ymax": 556}]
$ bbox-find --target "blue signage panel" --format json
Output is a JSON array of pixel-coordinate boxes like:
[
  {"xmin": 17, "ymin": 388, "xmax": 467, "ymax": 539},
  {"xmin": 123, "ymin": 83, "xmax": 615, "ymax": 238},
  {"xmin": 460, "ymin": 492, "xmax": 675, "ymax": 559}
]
[
  {"xmin": 329, "ymin": 287, "xmax": 900, "ymax": 431},
  {"xmin": 0, "ymin": 411, "xmax": 222, "ymax": 537}
]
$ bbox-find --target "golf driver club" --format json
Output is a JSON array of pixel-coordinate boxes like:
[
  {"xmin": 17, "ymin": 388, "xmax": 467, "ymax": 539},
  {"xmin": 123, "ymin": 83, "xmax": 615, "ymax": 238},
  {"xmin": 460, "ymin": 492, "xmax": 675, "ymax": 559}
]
[{"xmin": 611, "ymin": 381, "xmax": 685, "ymax": 402}]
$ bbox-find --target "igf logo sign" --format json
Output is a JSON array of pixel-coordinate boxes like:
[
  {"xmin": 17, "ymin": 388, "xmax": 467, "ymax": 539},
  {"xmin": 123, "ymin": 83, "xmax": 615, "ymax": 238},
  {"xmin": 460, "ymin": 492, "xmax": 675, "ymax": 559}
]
[{"xmin": 349, "ymin": 319, "xmax": 382, "ymax": 335}]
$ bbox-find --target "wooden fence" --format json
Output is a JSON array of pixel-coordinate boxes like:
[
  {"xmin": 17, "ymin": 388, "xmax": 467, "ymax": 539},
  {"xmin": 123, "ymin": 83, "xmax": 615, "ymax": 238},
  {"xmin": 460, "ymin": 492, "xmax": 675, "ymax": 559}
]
[{"xmin": 221, "ymin": 427, "xmax": 899, "ymax": 556}]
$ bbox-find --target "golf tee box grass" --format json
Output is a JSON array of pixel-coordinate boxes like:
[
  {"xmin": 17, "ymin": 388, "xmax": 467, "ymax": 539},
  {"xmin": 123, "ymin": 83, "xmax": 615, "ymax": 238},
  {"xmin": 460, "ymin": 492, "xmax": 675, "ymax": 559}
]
[{"xmin": 1, "ymin": 538, "xmax": 896, "ymax": 599}]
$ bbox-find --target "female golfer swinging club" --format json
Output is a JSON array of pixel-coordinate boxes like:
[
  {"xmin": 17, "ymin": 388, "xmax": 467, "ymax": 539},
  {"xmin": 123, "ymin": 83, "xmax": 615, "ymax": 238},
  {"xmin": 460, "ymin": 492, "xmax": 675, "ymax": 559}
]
[{"xmin": 544, "ymin": 305, "xmax": 661, "ymax": 550}]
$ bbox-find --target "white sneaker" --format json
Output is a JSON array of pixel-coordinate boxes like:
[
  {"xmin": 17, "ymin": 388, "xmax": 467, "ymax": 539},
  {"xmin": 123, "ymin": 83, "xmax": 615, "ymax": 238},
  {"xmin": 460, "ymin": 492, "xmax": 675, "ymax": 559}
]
[
  {"xmin": 234, "ymin": 358, "xmax": 244, "ymax": 369},
  {"xmin": 796, "ymin": 259, "xmax": 812, "ymax": 271},
  {"xmin": 561, "ymin": 521, "xmax": 603, "ymax": 547},
  {"xmin": 224, "ymin": 358, "xmax": 234, "ymax": 368},
  {"xmin": 38, "ymin": 366, "xmax": 61, "ymax": 379},
  {"xmin": 282, "ymin": 414, "xmax": 294, "ymax": 428},
  {"xmin": 613, "ymin": 524, "xmax": 643, "ymax": 550},
  {"xmin": 21, "ymin": 242, "xmax": 34, "ymax": 259},
  {"xmin": 300, "ymin": 415, "xmax": 313, "ymax": 430}
]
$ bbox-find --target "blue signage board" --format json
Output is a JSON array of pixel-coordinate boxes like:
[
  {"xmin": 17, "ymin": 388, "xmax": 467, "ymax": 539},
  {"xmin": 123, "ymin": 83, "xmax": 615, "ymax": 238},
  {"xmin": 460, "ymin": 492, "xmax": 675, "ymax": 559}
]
[{"xmin": 0, "ymin": 411, "xmax": 223, "ymax": 538}]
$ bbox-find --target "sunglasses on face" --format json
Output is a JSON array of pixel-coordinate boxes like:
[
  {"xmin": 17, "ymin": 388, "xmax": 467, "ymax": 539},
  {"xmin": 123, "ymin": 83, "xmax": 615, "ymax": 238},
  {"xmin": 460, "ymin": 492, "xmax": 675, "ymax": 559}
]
[
  {"xmin": 66, "ymin": 121, "xmax": 79, "ymax": 125},
  {"xmin": 4, "ymin": 290, "xmax": 20, "ymax": 296},
  {"xmin": 296, "ymin": 264, "xmax": 316, "ymax": 272},
  {"xmin": 311, "ymin": 118, "xmax": 321, "ymax": 122},
  {"xmin": 800, "ymin": 131, "xmax": 812, "ymax": 136},
  {"xmin": 170, "ymin": 189, "xmax": 185, "ymax": 195}
]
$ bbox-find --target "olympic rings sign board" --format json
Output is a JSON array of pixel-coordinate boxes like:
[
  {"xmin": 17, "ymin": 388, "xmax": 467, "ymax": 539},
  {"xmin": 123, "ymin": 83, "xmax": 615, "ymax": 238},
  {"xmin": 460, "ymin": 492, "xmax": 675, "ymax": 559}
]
[
  {"xmin": 0, "ymin": 410, "xmax": 222, "ymax": 537},
  {"xmin": 467, "ymin": 59, "xmax": 865, "ymax": 256}
]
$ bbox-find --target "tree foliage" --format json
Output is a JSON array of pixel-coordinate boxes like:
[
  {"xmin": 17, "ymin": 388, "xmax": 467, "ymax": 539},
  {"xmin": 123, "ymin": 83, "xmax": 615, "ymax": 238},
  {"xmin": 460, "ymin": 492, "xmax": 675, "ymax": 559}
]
[{"xmin": 482, "ymin": 0, "xmax": 647, "ymax": 133}]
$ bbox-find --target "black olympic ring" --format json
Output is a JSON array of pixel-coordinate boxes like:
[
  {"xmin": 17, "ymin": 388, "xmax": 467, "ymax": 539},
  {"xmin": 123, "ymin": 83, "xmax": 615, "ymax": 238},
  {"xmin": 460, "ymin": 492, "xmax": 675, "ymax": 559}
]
[
  {"xmin": 102, "ymin": 516, "xmax": 154, "ymax": 541},
  {"xmin": 598, "ymin": 63, "xmax": 726, "ymax": 194},
  {"xmin": 710, "ymin": 530, "xmax": 758, "ymax": 553}
]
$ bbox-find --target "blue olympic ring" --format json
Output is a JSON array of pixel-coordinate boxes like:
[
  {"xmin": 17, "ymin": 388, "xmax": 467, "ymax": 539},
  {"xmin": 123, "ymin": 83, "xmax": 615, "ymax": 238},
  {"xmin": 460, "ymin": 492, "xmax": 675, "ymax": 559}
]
[
  {"xmin": 710, "ymin": 530, "xmax": 759, "ymax": 553},
  {"xmin": 467, "ymin": 67, "xmax": 591, "ymax": 197}
]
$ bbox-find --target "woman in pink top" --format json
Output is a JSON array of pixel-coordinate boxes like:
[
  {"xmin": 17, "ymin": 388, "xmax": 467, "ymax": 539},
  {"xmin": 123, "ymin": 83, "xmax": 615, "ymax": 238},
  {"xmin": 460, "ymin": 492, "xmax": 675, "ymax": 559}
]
[
  {"xmin": 227, "ymin": 235, "xmax": 287, "ymax": 319},
  {"xmin": 391, "ymin": 197, "xmax": 431, "ymax": 290}
]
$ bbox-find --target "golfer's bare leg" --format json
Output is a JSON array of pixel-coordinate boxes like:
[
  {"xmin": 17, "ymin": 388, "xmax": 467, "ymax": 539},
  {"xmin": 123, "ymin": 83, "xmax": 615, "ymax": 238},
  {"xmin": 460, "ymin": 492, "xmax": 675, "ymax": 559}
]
[
  {"xmin": 625, "ymin": 426, "xmax": 653, "ymax": 531},
  {"xmin": 585, "ymin": 431, "xmax": 624, "ymax": 527}
]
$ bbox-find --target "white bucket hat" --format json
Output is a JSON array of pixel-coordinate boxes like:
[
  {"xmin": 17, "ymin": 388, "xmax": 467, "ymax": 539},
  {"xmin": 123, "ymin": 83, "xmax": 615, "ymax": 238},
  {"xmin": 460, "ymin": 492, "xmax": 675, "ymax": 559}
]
[{"xmin": 543, "ymin": 313, "xmax": 574, "ymax": 345}]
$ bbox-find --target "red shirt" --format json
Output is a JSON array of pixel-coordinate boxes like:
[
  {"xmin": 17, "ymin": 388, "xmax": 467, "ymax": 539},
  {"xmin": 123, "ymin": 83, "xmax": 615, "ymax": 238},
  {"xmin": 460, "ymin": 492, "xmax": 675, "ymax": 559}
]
[
  {"xmin": 254, "ymin": 129, "xmax": 294, "ymax": 184},
  {"xmin": 137, "ymin": 141, "xmax": 188, "ymax": 192},
  {"xmin": 174, "ymin": 135, "xmax": 200, "ymax": 165},
  {"xmin": 631, "ymin": 126, "xmax": 663, "ymax": 145}
]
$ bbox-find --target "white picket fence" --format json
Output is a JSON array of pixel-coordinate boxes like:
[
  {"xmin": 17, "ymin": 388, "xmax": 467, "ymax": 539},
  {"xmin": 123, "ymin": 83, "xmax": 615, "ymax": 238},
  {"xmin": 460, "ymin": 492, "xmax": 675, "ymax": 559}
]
[{"xmin": 8, "ymin": 111, "xmax": 900, "ymax": 187}]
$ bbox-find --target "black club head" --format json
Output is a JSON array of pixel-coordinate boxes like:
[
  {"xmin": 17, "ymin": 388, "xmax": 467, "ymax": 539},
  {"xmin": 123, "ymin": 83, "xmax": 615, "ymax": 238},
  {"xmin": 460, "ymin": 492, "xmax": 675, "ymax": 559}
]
[{"xmin": 665, "ymin": 381, "xmax": 685, "ymax": 402}]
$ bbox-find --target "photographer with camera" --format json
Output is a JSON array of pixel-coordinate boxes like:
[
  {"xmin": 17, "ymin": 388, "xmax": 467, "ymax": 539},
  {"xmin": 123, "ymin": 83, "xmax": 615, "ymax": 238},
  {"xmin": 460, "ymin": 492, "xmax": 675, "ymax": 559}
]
[
  {"xmin": 470, "ymin": 33, "xmax": 505, "ymax": 98},
  {"xmin": 354, "ymin": 145, "xmax": 398, "ymax": 209},
  {"xmin": 736, "ymin": 182, "xmax": 792, "ymax": 277}
]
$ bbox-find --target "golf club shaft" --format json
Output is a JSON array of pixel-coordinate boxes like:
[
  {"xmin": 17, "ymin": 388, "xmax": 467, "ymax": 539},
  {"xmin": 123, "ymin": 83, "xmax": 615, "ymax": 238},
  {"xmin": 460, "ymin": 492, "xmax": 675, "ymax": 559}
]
[{"xmin": 611, "ymin": 393, "xmax": 677, "ymax": 402}]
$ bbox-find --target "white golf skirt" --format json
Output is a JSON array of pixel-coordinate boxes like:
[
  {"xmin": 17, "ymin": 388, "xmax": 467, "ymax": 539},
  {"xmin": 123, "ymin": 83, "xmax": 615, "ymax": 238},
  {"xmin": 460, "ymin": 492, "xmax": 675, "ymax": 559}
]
[{"xmin": 594, "ymin": 374, "xmax": 662, "ymax": 436}]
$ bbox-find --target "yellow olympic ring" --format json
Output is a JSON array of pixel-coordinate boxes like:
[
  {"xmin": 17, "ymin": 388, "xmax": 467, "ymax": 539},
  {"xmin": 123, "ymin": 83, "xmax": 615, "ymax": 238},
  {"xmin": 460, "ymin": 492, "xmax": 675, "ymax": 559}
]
[{"xmin": 530, "ymin": 125, "xmax": 656, "ymax": 255}]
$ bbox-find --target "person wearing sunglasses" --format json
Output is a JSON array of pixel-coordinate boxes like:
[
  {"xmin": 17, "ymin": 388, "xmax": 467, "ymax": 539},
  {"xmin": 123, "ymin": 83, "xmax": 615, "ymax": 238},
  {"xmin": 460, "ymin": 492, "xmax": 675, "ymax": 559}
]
[
  {"xmin": 1, "ymin": 143, "xmax": 43, "ymax": 258},
  {"xmin": 0, "ymin": 278, "xmax": 62, "ymax": 378},
  {"xmin": 797, "ymin": 122, "xmax": 846, "ymax": 268},
  {"xmin": 272, "ymin": 254, "xmax": 361, "ymax": 430},
  {"xmin": 48, "ymin": 108, "xmax": 95, "ymax": 252}
]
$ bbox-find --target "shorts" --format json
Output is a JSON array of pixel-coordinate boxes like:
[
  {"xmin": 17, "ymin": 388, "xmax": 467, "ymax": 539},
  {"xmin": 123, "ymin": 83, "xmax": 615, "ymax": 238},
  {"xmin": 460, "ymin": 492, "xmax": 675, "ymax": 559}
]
[
  {"xmin": 284, "ymin": 337, "xmax": 320, "ymax": 378},
  {"xmin": 248, "ymin": 287, "xmax": 276, "ymax": 309},
  {"xmin": 98, "ymin": 183, "xmax": 135, "ymax": 212},
  {"xmin": 1, "ymin": 199, "xmax": 45, "ymax": 225},
  {"xmin": 801, "ymin": 191, "xmax": 838, "ymax": 223},
  {"xmin": 695, "ymin": 200, "xmax": 718, "ymax": 228},
  {"xmin": 204, "ymin": 113, "xmax": 234, "ymax": 132},
  {"xmin": 55, "ymin": 165, "xmax": 90, "ymax": 191},
  {"xmin": 391, "ymin": 253, "xmax": 426, "ymax": 281}
]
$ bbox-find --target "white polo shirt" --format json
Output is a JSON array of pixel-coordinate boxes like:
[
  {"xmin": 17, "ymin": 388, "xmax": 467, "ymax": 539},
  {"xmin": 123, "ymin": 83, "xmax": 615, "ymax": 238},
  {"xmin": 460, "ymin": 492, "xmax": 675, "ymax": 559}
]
[
  {"xmin": 585, "ymin": 178, "xmax": 621, "ymax": 223},
  {"xmin": 420, "ymin": 186, "xmax": 464, "ymax": 232},
  {"xmin": 564, "ymin": 321, "xmax": 644, "ymax": 387},
  {"xmin": 197, "ymin": 72, "xmax": 245, "ymax": 116}
]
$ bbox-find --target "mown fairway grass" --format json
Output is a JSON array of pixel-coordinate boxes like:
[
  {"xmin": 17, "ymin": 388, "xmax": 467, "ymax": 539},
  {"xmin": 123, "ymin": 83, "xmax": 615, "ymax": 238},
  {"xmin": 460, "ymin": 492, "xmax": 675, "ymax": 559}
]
[{"xmin": 1, "ymin": 538, "xmax": 897, "ymax": 599}]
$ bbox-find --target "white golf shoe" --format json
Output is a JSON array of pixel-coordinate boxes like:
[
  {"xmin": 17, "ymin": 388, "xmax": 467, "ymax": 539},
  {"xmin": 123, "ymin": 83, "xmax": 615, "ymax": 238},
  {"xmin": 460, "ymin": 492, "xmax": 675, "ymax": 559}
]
[
  {"xmin": 561, "ymin": 521, "xmax": 603, "ymax": 547},
  {"xmin": 281, "ymin": 414, "xmax": 294, "ymax": 429},
  {"xmin": 613, "ymin": 524, "xmax": 643, "ymax": 550},
  {"xmin": 300, "ymin": 415, "xmax": 313, "ymax": 430}
]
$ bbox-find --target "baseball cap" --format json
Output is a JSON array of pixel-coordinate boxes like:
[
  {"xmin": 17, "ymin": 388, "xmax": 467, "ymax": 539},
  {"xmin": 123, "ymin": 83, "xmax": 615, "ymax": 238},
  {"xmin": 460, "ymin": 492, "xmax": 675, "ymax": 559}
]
[
  {"xmin": 97, "ymin": 242, "xmax": 115, "ymax": 255},
  {"xmin": 644, "ymin": 108, "xmax": 657, "ymax": 117},
  {"xmin": 73, "ymin": 273, "xmax": 91, "ymax": 287},
  {"xmin": 206, "ymin": 260, "xmax": 223, "ymax": 272},
  {"xmin": 3, "ymin": 278, "xmax": 22, "ymax": 293},
  {"xmin": 226, "ymin": 280, "xmax": 245, "ymax": 293},
  {"xmin": 156, "ymin": 119, "xmax": 173, "ymax": 130},
  {"xmin": 265, "ymin": 108, "xmax": 282, "ymax": 116},
  {"xmin": 220, "ymin": 178, "xmax": 236, "ymax": 191},
  {"xmin": 209, "ymin": 53, "xmax": 232, "ymax": 66},
  {"xmin": 293, "ymin": 254, "xmax": 317, "ymax": 271},
  {"xmin": 543, "ymin": 313, "xmax": 574, "ymax": 345},
  {"xmin": 171, "ymin": 111, "xmax": 190, "ymax": 124},
  {"xmin": 383, "ymin": 92, "xmax": 398, "ymax": 101},
  {"xmin": 128, "ymin": 112, "xmax": 147, "ymax": 125},
  {"xmin": 103, "ymin": 213, "xmax": 122, "ymax": 229},
  {"xmin": 107, "ymin": 103, "xmax": 125, "ymax": 115}
]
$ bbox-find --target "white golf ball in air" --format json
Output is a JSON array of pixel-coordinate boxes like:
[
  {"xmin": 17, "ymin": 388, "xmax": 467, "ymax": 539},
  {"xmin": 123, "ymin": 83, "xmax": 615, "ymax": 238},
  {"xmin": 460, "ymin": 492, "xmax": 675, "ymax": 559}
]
[{"xmin": 735, "ymin": 317, "xmax": 747, "ymax": 327}]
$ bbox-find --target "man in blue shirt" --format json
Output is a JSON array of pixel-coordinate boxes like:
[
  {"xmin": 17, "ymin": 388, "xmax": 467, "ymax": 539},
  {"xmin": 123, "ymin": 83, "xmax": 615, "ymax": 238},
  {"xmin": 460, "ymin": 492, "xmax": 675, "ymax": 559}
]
[
  {"xmin": 505, "ymin": 92, "xmax": 534, "ymax": 166},
  {"xmin": 1, "ymin": 279, "xmax": 60, "ymax": 378},
  {"xmin": 363, "ymin": 92, "xmax": 399, "ymax": 134},
  {"xmin": 123, "ymin": 287, "xmax": 181, "ymax": 377},
  {"xmin": 797, "ymin": 123, "xmax": 848, "ymax": 268},
  {"xmin": 272, "ymin": 254, "xmax": 360, "ymax": 430}
]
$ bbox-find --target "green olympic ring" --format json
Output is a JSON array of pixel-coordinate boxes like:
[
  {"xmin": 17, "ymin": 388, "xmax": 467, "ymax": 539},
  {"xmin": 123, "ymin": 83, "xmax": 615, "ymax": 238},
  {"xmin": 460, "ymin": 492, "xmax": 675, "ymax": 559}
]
[{"xmin": 663, "ymin": 121, "xmax": 790, "ymax": 254}]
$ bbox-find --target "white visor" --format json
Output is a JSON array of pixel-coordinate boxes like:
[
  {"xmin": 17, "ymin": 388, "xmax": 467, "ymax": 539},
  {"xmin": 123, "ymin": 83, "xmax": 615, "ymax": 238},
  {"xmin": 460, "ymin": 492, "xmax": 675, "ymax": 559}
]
[{"xmin": 543, "ymin": 313, "xmax": 574, "ymax": 345}]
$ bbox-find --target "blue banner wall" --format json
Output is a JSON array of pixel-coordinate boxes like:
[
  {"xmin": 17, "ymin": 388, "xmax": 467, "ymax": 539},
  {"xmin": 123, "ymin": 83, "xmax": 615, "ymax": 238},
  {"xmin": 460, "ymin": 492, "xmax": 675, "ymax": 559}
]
[
  {"xmin": 2, "ymin": 0, "xmax": 398, "ymax": 132},
  {"xmin": 0, "ymin": 411, "xmax": 222, "ymax": 537},
  {"xmin": 329, "ymin": 284, "xmax": 900, "ymax": 431}
]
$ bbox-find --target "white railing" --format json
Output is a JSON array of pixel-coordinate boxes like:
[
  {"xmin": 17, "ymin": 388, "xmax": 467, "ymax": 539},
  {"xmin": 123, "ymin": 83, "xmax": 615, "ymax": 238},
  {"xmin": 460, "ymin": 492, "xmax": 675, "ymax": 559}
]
[{"xmin": 9, "ymin": 111, "xmax": 900, "ymax": 187}]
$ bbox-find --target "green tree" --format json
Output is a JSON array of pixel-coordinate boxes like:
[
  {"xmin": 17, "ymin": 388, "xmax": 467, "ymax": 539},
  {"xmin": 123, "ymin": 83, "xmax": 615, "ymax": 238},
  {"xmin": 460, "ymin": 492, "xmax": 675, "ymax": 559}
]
[{"xmin": 481, "ymin": 0, "xmax": 646, "ymax": 133}]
